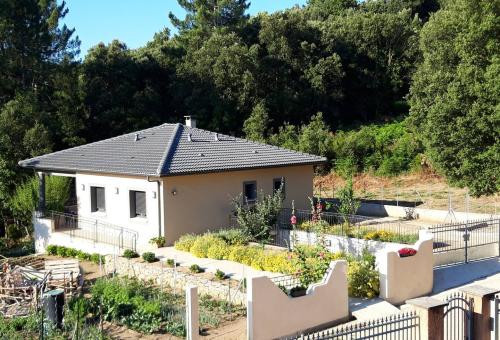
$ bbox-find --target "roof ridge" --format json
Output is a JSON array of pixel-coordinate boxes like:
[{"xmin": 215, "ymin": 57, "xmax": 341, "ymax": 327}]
[
  {"xmin": 156, "ymin": 123, "xmax": 183, "ymax": 175},
  {"xmin": 18, "ymin": 123, "xmax": 171, "ymax": 166}
]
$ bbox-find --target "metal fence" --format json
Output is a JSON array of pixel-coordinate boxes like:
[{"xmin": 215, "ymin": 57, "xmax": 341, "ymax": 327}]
[
  {"xmin": 284, "ymin": 311, "xmax": 420, "ymax": 340},
  {"xmin": 270, "ymin": 208, "xmax": 421, "ymax": 247},
  {"xmin": 51, "ymin": 211, "xmax": 138, "ymax": 250}
]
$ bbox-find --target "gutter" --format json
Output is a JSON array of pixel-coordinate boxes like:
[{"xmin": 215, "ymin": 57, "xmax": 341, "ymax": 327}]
[{"xmin": 147, "ymin": 176, "xmax": 163, "ymax": 238}]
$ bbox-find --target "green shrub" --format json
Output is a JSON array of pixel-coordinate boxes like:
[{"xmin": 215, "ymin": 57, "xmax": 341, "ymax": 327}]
[
  {"xmin": 214, "ymin": 229, "xmax": 250, "ymax": 245},
  {"xmin": 190, "ymin": 233, "xmax": 219, "ymax": 258},
  {"xmin": 166, "ymin": 259, "xmax": 176, "ymax": 267},
  {"xmin": 142, "ymin": 252, "xmax": 157, "ymax": 263},
  {"xmin": 206, "ymin": 238, "xmax": 229, "ymax": 260},
  {"xmin": 56, "ymin": 245, "xmax": 68, "ymax": 257},
  {"xmin": 214, "ymin": 269, "xmax": 226, "ymax": 280},
  {"xmin": 123, "ymin": 249, "xmax": 139, "ymax": 259},
  {"xmin": 6, "ymin": 224, "xmax": 23, "ymax": 240},
  {"xmin": 189, "ymin": 264, "xmax": 203, "ymax": 273},
  {"xmin": 76, "ymin": 250, "xmax": 90, "ymax": 261},
  {"xmin": 347, "ymin": 259, "xmax": 379, "ymax": 298},
  {"xmin": 66, "ymin": 248, "xmax": 78, "ymax": 257},
  {"xmin": 46, "ymin": 245, "xmax": 58, "ymax": 255},
  {"xmin": 174, "ymin": 234, "xmax": 197, "ymax": 252},
  {"xmin": 90, "ymin": 253, "xmax": 104, "ymax": 264}
]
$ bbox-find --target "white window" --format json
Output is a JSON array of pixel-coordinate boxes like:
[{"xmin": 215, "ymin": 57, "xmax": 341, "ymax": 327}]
[
  {"xmin": 130, "ymin": 190, "xmax": 146, "ymax": 218},
  {"xmin": 90, "ymin": 186, "xmax": 105, "ymax": 212}
]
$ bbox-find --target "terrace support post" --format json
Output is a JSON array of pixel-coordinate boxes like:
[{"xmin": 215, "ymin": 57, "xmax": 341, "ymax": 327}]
[
  {"xmin": 460, "ymin": 285, "xmax": 500, "ymax": 340},
  {"xmin": 406, "ymin": 297, "xmax": 447, "ymax": 340},
  {"xmin": 186, "ymin": 285, "xmax": 200, "ymax": 340},
  {"xmin": 37, "ymin": 172, "xmax": 46, "ymax": 217}
]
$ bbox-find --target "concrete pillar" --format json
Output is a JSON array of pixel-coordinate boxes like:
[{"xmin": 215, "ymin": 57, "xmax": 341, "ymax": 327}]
[
  {"xmin": 406, "ymin": 297, "xmax": 448, "ymax": 340},
  {"xmin": 460, "ymin": 285, "xmax": 500, "ymax": 340},
  {"xmin": 37, "ymin": 172, "xmax": 46, "ymax": 217},
  {"xmin": 185, "ymin": 285, "xmax": 199, "ymax": 340}
]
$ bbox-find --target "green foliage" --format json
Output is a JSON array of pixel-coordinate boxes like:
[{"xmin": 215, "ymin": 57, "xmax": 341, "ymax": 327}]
[
  {"xmin": 6, "ymin": 224, "xmax": 23, "ymax": 240},
  {"xmin": 189, "ymin": 264, "xmax": 204, "ymax": 273},
  {"xmin": 149, "ymin": 236, "xmax": 166, "ymax": 247},
  {"xmin": 213, "ymin": 228, "xmax": 251, "ymax": 245},
  {"xmin": 166, "ymin": 258, "xmax": 176, "ymax": 267},
  {"xmin": 336, "ymin": 178, "xmax": 361, "ymax": 225},
  {"xmin": 409, "ymin": 0, "xmax": 499, "ymax": 196},
  {"xmin": 123, "ymin": 249, "xmax": 140, "ymax": 259},
  {"xmin": 347, "ymin": 252, "xmax": 380, "ymax": 298},
  {"xmin": 232, "ymin": 186, "xmax": 283, "ymax": 241},
  {"xmin": 46, "ymin": 245, "xmax": 104, "ymax": 264},
  {"xmin": 9, "ymin": 175, "xmax": 71, "ymax": 229},
  {"xmin": 174, "ymin": 234, "xmax": 198, "ymax": 252},
  {"xmin": 214, "ymin": 269, "xmax": 226, "ymax": 280},
  {"xmin": 298, "ymin": 113, "xmax": 332, "ymax": 157},
  {"xmin": 142, "ymin": 252, "xmax": 157, "ymax": 263},
  {"xmin": 243, "ymin": 100, "xmax": 269, "ymax": 142}
]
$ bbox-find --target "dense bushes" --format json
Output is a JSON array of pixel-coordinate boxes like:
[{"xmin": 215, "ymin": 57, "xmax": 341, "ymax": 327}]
[
  {"xmin": 175, "ymin": 232, "xmax": 379, "ymax": 298},
  {"xmin": 46, "ymin": 245, "xmax": 104, "ymax": 265}
]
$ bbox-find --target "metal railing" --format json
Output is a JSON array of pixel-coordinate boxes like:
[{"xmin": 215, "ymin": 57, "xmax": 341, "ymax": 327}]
[
  {"xmin": 428, "ymin": 218, "xmax": 500, "ymax": 253},
  {"xmin": 50, "ymin": 211, "xmax": 138, "ymax": 250},
  {"xmin": 443, "ymin": 292, "xmax": 473, "ymax": 340},
  {"xmin": 284, "ymin": 311, "xmax": 420, "ymax": 339},
  {"xmin": 270, "ymin": 274, "xmax": 303, "ymax": 291}
]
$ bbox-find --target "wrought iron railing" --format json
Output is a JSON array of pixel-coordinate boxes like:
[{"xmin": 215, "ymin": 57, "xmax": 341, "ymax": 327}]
[
  {"xmin": 50, "ymin": 211, "xmax": 138, "ymax": 250},
  {"xmin": 284, "ymin": 311, "xmax": 420, "ymax": 339}
]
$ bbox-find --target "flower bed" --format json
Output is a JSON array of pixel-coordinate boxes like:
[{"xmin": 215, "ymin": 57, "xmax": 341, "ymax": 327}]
[
  {"xmin": 175, "ymin": 231, "xmax": 380, "ymax": 298},
  {"xmin": 297, "ymin": 221, "xmax": 418, "ymax": 244}
]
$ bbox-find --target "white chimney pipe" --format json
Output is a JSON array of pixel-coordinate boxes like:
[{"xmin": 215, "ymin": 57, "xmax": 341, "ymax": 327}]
[{"xmin": 184, "ymin": 116, "xmax": 196, "ymax": 128}]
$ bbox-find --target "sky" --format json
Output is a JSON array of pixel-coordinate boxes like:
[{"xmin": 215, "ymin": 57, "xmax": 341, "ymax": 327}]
[{"xmin": 62, "ymin": 0, "xmax": 308, "ymax": 58}]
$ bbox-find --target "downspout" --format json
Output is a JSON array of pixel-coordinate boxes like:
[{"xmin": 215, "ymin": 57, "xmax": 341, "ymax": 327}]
[{"xmin": 147, "ymin": 176, "xmax": 162, "ymax": 238}]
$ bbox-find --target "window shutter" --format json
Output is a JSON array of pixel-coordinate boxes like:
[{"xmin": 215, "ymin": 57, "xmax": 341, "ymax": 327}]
[
  {"xmin": 135, "ymin": 191, "xmax": 146, "ymax": 217},
  {"xmin": 91, "ymin": 187, "xmax": 97, "ymax": 212},
  {"xmin": 129, "ymin": 191, "xmax": 136, "ymax": 218}
]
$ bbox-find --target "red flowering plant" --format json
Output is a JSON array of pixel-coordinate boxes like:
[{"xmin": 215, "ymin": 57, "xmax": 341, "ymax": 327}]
[{"xmin": 398, "ymin": 248, "xmax": 417, "ymax": 258}]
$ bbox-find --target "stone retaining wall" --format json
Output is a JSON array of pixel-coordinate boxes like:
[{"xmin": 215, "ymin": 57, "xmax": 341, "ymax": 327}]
[{"xmin": 105, "ymin": 255, "xmax": 246, "ymax": 305}]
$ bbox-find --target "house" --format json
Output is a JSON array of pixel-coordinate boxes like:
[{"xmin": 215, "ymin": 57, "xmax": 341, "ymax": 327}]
[{"xmin": 19, "ymin": 117, "xmax": 326, "ymax": 253}]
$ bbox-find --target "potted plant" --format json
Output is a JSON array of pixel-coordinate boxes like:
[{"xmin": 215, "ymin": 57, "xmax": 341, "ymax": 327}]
[
  {"xmin": 289, "ymin": 285, "xmax": 307, "ymax": 298},
  {"xmin": 398, "ymin": 247, "xmax": 417, "ymax": 258},
  {"xmin": 149, "ymin": 236, "xmax": 166, "ymax": 248}
]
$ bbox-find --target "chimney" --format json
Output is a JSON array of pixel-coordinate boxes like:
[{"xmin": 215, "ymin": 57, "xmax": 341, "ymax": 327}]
[{"xmin": 184, "ymin": 116, "xmax": 196, "ymax": 128}]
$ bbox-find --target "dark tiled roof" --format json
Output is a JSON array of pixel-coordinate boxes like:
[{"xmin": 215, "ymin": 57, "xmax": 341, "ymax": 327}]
[{"xmin": 19, "ymin": 124, "xmax": 326, "ymax": 176}]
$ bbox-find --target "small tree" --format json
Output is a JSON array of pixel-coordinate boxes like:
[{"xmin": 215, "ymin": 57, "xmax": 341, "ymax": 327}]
[
  {"xmin": 232, "ymin": 185, "xmax": 284, "ymax": 241},
  {"xmin": 336, "ymin": 178, "xmax": 360, "ymax": 228}
]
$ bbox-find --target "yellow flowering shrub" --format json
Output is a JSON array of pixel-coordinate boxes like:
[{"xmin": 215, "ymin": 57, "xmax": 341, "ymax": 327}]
[
  {"xmin": 190, "ymin": 233, "xmax": 220, "ymax": 258},
  {"xmin": 206, "ymin": 238, "xmax": 230, "ymax": 260}
]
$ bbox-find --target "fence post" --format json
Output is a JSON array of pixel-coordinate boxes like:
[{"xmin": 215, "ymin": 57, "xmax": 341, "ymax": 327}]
[
  {"xmin": 94, "ymin": 220, "xmax": 98, "ymax": 244},
  {"xmin": 405, "ymin": 297, "xmax": 447, "ymax": 340},
  {"xmin": 185, "ymin": 285, "xmax": 199, "ymax": 340},
  {"xmin": 460, "ymin": 285, "xmax": 500, "ymax": 340}
]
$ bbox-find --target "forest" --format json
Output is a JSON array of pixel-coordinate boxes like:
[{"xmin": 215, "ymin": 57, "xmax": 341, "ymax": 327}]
[{"xmin": 0, "ymin": 0, "xmax": 498, "ymax": 233}]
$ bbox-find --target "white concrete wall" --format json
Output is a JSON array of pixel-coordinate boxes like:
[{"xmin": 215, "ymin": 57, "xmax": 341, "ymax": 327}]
[
  {"xmin": 76, "ymin": 173, "xmax": 162, "ymax": 251},
  {"xmin": 33, "ymin": 215, "xmax": 121, "ymax": 255},
  {"xmin": 247, "ymin": 261, "xmax": 349, "ymax": 340},
  {"xmin": 358, "ymin": 203, "xmax": 499, "ymax": 223},
  {"xmin": 377, "ymin": 231, "xmax": 434, "ymax": 305},
  {"xmin": 291, "ymin": 230, "xmax": 409, "ymax": 254}
]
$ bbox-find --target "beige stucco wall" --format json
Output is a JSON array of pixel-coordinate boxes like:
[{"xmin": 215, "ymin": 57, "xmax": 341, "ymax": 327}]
[
  {"xmin": 377, "ymin": 230, "xmax": 434, "ymax": 305},
  {"xmin": 247, "ymin": 260, "xmax": 349, "ymax": 340},
  {"xmin": 162, "ymin": 165, "xmax": 314, "ymax": 245}
]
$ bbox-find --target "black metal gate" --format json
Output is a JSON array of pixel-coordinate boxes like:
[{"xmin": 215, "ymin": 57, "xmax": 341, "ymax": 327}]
[
  {"xmin": 444, "ymin": 292, "xmax": 473, "ymax": 340},
  {"xmin": 428, "ymin": 218, "xmax": 500, "ymax": 266}
]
